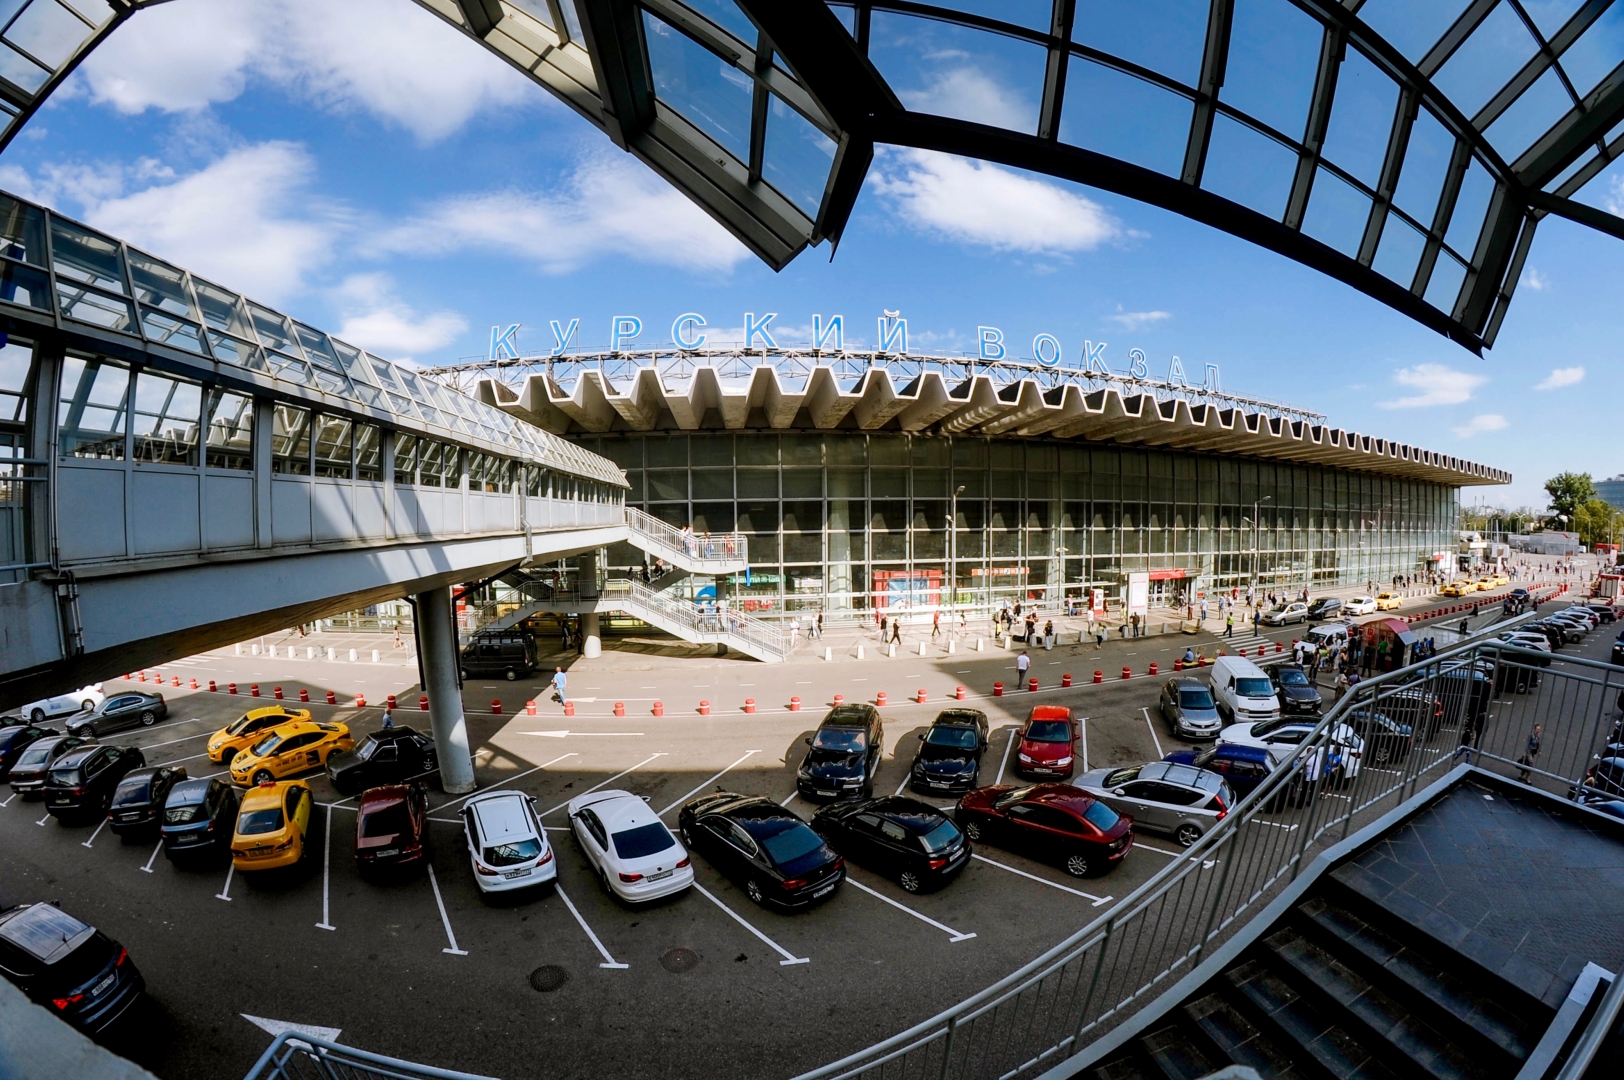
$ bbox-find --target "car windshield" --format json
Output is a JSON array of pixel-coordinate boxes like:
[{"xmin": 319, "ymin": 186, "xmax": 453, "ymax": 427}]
[
  {"xmin": 483, "ymin": 838, "xmax": 542, "ymax": 867},
  {"xmin": 812, "ymin": 728, "xmax": 865, "ymax": 751},
  {"xmin": 1277, "ymin": 669, "xmax": 1309, "ymax": 687},
  {"xmin": 360, "ymin": 801, "xmax": 411, "ymax": 838},
  {"xmin": 15, "ymin": 745, "xmax": 52, "ymax": 768},
  {"xmin": 918, "ymin": 818, "xmax": 960, "ymax": 853},
  {"xmin": 225, "ymin": 714, "xmax": 257, "ymax": 735},
  {"xmin": 1236, "ymin": 677, "xmax": 1274, "ymax": 697},
  {"xmin": 1102, "ymin": 765, "xmax": 1142, "ymax": 786},
  {"xmin": 48, "ymin": 767, "xmax": 82, "ymax": 786},
  {"xmin": 1179, "ymin": 690, "xmax": 1215, "ymax": 709},
  {"xmin": 238, "ymin": 809, "xmax": 284, "ymax": 835},
  {"xmin": 352, "ymin": 738, "xmax": 379, "ymax": 761},
  {"xmin": 1082, "ymin": 801, "xmax": 1121, "ymax": 831},
  {"xmin": 757, "ymin": 821, "xmax": 824, "ymax": 867},
  {"xmin": 0, "ymin": 729, "xmax": 23, "ymax": 750},
  {"xmin": 248, "ymin": 733, "xmax": 282, "ymax": 757},
  {"xmin": 1025, "ymin": 720, "xmax": 1071, "ymax": 742},
  {"xmin": 165, "ymin": 803, "xmax": 204, "ymax": 824},
  {"xmin": 612, "ymin": 821, "xmax": 676, "ymax": 860},
  {"xmin": 112, "ymin": 778, "xmax": 152, "ymax": 806},
  {"xmin": 925, "ymin": 726, "xmax": 978, "ymax": 749}
]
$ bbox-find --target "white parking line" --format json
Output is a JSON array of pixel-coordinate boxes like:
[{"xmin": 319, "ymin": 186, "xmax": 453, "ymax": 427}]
[
  {"xmin": 893, "ymin": 771, "xmax": 912, "ymax": 796},
  {"xmin": 1135, "ymin": 842, "xmax": 1183, "ymax": 857},
  {"xmin": 0, "ymin": 792, "xmax": 14, "ymax": 807},
  {"xmin": 657, "ymin": 751, "xmax": 762, "ymax": 816},
  {"xmin": 691, "ymin": 882, "xmax": 809, "ymax": 966},
  {"xmin": 81, "ymin": 817, "xmax": 109, "ymax": 848},
  {"xmin": 441, "ymin": 753, "xmax": 579, "ymax": 810},
  {"xmin": 123, "ymin": 715, "xmax": 213, "ymax": 738},
  {"xmin": 36, "ymin": 811, "xmax": 50, "ymax": 826},
  {"xmin": 844, "ymin": 876, "xmax": 975, "ymax": 942},
  {"xmin": 971, "ymin": 854, "xmax": 1112, "ymax": 905},
  {"xmin": 779, "ymin": 791, "xmax": 798, "ymax": 808},
  {"xmin": 316, "ymin": 806, "xmax": 336, "ymax": 931},
  {"xmin": 132, "ymin": 730, "xmax": 212, "ymax": 751},
  {"xmin": 141, "ymin": 840, "xmax": 163, "ymax": 873},
  {"xmin": 1078, "ymin": 717, "xmax": 1089, "ymax": 772},
  {"xmin": 215, "ymin": 864, "xmax": 234, "ymax": 901},
  {"xmin": 426, "ymin": 864, "xmax": 467, "ymax": 955},
  {"xmin": 994, "ymin": 727, "xmax": 1017, "ymax": 785},
  {"xmin": 541, "ymin": 754, "xmax": 668, "ymax": 817},
  {"xmin": 1141, "ymin": 707, "xmax": 1164, "ymax": 759},
  {"xmin": 1251, "ymin": 820, "xmax": 1299, "ymax": 831},
  {"xmin": 554, "ymin": 883, "xmax": 628, "ymax": 969},
  {"xmin": 148, "ymin": 750, "xmax": 214, "ymax": 767}
]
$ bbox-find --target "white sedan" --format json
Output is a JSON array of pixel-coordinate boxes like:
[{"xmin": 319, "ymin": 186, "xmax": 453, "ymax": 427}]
[
  {"xmin": 1343, "ymin": 596, "xmax": 1379, "ymax": 616},
  {"xmin": 460, "ymin": 790, "xmax": 556, "ymax": 896},
  {"xmin": 567, "ymin": 789, "xmax": 693, "ymax": 904},
  {"xmin": 1219, "ymin": 718, "xmax": 1365, "ymax": 781},
  {"xmin": 15, "ymin": 684, "xmax": 104, "ymax": 724}
]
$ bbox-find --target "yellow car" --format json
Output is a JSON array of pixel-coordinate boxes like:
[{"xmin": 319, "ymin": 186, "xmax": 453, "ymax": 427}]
[
  {"xmin": 1475, "ymin": 577, "xmax": 1495, "ymax": 591},
  {"xmin": 1375, "ymin": 592, "xmax": 1402, "ymax": 611},
  {"xmin": 1440, "ymin": 582, "xmax": 1471, "ymax": 597},
  {"xmin": 1492, "ymin": 572, "xmax": 1510, "ymax": 586},
  {"xmin": 231, "ymin": 779, "xmax": 312, "ymax": 871},
  {"xmin": 207, "ymin": 707, "xmax": 313, "ymax": 766},
  {"xmin": 229, "ymin": 721, "xmax": 353, "ymax": 786}
]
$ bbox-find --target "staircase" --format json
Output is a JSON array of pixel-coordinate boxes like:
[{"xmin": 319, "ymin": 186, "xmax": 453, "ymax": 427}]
[{"xmin": 622, "ymin": 506, "xmax": 747, "ymax": 576}]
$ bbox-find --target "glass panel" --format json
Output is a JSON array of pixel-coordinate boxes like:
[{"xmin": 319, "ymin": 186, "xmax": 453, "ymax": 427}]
[
  {"xmin": 763, "ymin": 95, "xmax": 837, "ymax": 217},
  {"xmin": 1526, "ymin": 0, "xmax": 1588, "ymax": 38},
  {"xmin": 386, "ymin": 392, "xmax": 419, "ymax": 419},
  {"xmin": 683, "ymin": 0, "xmax": 757, "ymax": 42},
  {"xmin": 248, "ymin": 303, "xmax": 300, "ymax": 354},
  {"xmin": 0, "ymin": 41, "xmax": 48, "ymax": 93},
  {"xmin": 506, "ymin": 0, "xmax": 553, "ymax": 29},
  {"xmin": 329, "ymin": 339, "xmax": 377, "ymax": 385},
  {"xmin": 1572, "ymin": 152, "xmax": 1624, "ymax": 214},
  {"xmin": 368, "ymin": 355, "xmax": 404, "ymax": 392},
  {"xmin": 310, "ymin": 365, "xmax": 353, "ymax": 397},
  {"xmin": 1372, "ymin": 214, "xmax": 1425, "ymax": 287},
  {"xmin": 1391, "ymin": 106, "xmax": 1455, "ymax": 228},
  {"xmin": 354, "ymin": 425, "xmax": 381, "ymax": 482},
  {"xmin": 126, "ymin": 251, "xmax": 195, "ymax": 317},
  {"xmin": 1202, "ymin": 113, "xmax": 1297, "ymax": 219},
  {"xmin": 1059, "ymin": 59, "xmax": 1192, "ymax": 176},
  {"xmin": 559, "ymin": 0, "xmax": 583, "ymax": 44},
  {"xmin": 6, "ymin": 0, "xmax": 94, "ymax": 67},
  {"xmin": 349, "ymin": 380, "xmax": 383, "ymax": 407},
  {"xmin": 1302, "ymin": 167, "xmax": 1372, "ymax": 256},
  {"xmin": 1484, "ymin": 65, "xmax": 1574, "ymax": 160},
  {"xmin": 1559, "ymin": 7, "xmax": 1624, "ymax": 98},
  {"xmin": 1358, "ymin": 0, "xmax": 1475, "ymax": 64},
  {"xmin": 204, "ymin": 389, "xmax": 253, "ymax": 471},
  {"xmin": 0, "ymin": 193, "xmax": 46, "ymax": 265},
  {"xmin": 193, "ymin": 280, "xmax": 256, "ymax": 337},
  {"xmin": 1423, "ymin": 251, "xmax": 1468, "ymax": 313},
  {"xmin": 868, "ymin": 12, "xmax": 1048, "ymax": 134},
  {"xmin": 268, "ymin": 352, "xmax": 316, "ymax": 387},
  {"xmin": 1433, "ymin": 3, "xmax": 1538, "ymax": 118},
  {"xmin": 271, "ymin": 404, "xmax": 311, "ymax": 475},
  {"xmin": 57, "ymin": 355, "xmax": 128, "ymax": 460},
  {"xmin": 0, "ymin": 339, "xmax": 29, "ymax": 424},
  {"xmin": 139, "ymin": 308, "xmax": 206, "ymax": 354},
  {"xmin": 1072, "ymin": 0, "xmax": 1209, "ymax": 86},
  {"xmin": 49, "ymin": 217, "xmax": 125, "ymax": 292},
  {"xmin": 294, "ymin": 323, "xmax": 340, "ymax": 366},
  {"xmin": 0, "ymin": 259, "xmax": 51, "ymax": 310},
  {"xmin": 1319, "ymin": 48, "xmax": 1399, "ymax": 189},
  {"xmin": 393, "ymin": 433, "xmax": 416, "ymax": 486},
  {"xmin": 205, "ymin": 331, "xmax": 265, "ymax": 371},
  {"xmin": 56, "ymin": 283, "xmax": 136, "ymax": 332},
  {"xmin": 418, "ymin": 440, "xmax": 442, "ymax": 488},
  {"xmin": 644, "ymin": 12, "xmax": 753, "ymax": 161},
  {"xmin": 312, "ymin": 414, "xmax": 352, "ymax": 479},
  {"xmin": 131, "ymin": 370, "xmax": 202, "ymax": 465},
  {"xmin": 827, "ymin": 2, "xmax": 855, "ymax": 36},
  {"xmin": 1443, "ymin": 156, "xmax": 1496, "ymax": 257},
  {"xmin": 1220, "ymin": 0, "xmax": 1324, "ymax": 140}
]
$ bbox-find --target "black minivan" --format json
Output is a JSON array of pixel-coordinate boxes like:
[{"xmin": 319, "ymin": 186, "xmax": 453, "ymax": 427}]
[{"xmin": 459, "ymin": 631, "xmax": 537, "ymax": 681}]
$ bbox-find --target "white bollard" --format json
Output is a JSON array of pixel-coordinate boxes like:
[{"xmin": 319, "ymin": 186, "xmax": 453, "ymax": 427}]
[
  {"xmin": 948, "ymin": 639, "xmax": 956, "ymax": 654},
  {"xmin": 327, "ymin": 647, "xmax": 336, "ymax": 661},
  {"xmin": 888, "ymin": 643, "xmax": 897, "ymax": 658},
  {"xmin": 371, "ymin": 649, "xmax": 379, "ymax": 663},
  {"xmin": 348, "ymin": 648, "xmax": 357, "ymax": 662},
  {"xmin": 250, "ymin": 643, "xmax": 260, "ymax": 655},
  {"xmin": 824, "ymin": 647, "xmax": 833, "ymax": 662},
  {"xmin": 234, "ymin": 643, "xmax": 242, "ymax": 656},
  {"xmin": 856, "ymin": 644, "xmax": 865, "ymax": 660},
  {"xmin": 976, "ymin": 638, "xmax": 984, "ymax": 652},
  {"xmin": 918, "ymin": 641, "xmax": 927, "ymax": 656},
  {"xmin": 306, "ymin": 646, "xmax": 315, "ymax": 660}
]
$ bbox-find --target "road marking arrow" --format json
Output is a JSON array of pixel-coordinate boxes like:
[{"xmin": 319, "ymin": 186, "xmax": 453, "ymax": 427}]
[
  {"xmin": 241, "ymin": 1013, "xmax": 342, "ymax": 1047},
  {"xmin": 520, "ymin": 730, "xmax": 645, "ymax": 738}
]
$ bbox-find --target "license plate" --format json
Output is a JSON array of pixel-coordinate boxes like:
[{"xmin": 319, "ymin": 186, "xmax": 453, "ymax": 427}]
[
  {"xmin": 117, "ymin": 814, "xmax": 139, "ymax": 822},
  {"xmin": 92, "ymin": 972, "xmax": 116, "ymax": 998},
  {"xmin": 647, "ymin": 869, "xmax": 673, "ymax": 882},
  {"xmin": 949, "ymin": 847, "xmax": 967, "ymax": 862},
  {"xmin": 817, "ymin": 789, "xmax": 837, "ymax": 797},
  {"xmin": 502, "ymin": 867, "xmax": 531, "ymax": 880},
  {"xmin": 929, "ymin": 780, "xmax": 950, "ymax": 788},
  {"xmin": 49, "ymin": 798, "xmax": 68, "ymax": 805},
  {"xmin": 813, "ymin": 881, "xmax": 837, "ymax": 898},
  {"xmin": 374, "ymin": 849, "xmax": 399, "ymax": 858}
]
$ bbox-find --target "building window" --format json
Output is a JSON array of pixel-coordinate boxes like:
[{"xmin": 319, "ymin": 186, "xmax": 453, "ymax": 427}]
[
  {"xmin": 58, "ymin": 354, "xmax": 129, "ymax": 460},
  {"xmin": 271, "ymin": 404, "xmax": 311, "ymax": 475},
  {"xmin": 131, "ymin": 369, "xmax": 203, "ymax": 466},
  {"xmin": 393, "ymin": 434, "xmax": 417, "ymax": 486},
  {"xmin": 204, "ymin": 389, "xmax": 253, "ymax": 470},
  {"xmin": 355, "ymin": 424, "xmax": 382, "ymax": 482},
  {"xmin": 312, "ymin": 414, "xmax": 353, "ymax": 479}
]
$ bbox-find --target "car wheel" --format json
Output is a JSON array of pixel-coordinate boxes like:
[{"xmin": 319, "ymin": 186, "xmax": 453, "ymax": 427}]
[
  {"xmin": 1063, "ymin": 853, "xmax": 1092, "ymax": 878},
  {"xmin": 680, "ymin": 824, "xmax": 694, "ymax": 847},
  {"xmin": 251, "ymin": 769, "xmax": 274, "ymax": 785},
  {"xmin": 599, "ymin": 867, "xmax": 612, "ymax": 895},
  {"xmin": 963, "ymin": 819, "xmax": 983, "ymax": 842},
  {"xmin": 29, "ymin": 708, "xmax": 43, "ymax": 723},
  {"xmin": 505, "ymin": 669, "xmax": 517, "ymax": 681},
  {"xmin": 898, "ymin": 870, "xmax": 923, "ymax": 893},
  {"xmin": 221, "ymin": 748, "xmax": 238, "ymax": 769},
  {"xmin": 139, "ymin": 711, "xmax": 156, "ymax": 727},
  {"xmin": 1373, "ymin": 743, "xmax": 1392, "ymax": 765},
  {"xmin": 1175, "ymin": 823, "xmax": 1202, "ymax": 848},
  {"xmin": 745, "ymin": 879, "xmax": 765, "ymax": 906}
]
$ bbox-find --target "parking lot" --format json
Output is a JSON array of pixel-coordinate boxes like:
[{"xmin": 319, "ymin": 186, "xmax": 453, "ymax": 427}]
[{"xmin": 1, "ymin": 597, "xmax": 1600, "ymax": 1080}]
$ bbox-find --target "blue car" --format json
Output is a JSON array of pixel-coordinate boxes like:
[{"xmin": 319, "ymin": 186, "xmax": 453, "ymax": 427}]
[
  {"xmin": 160, "ymin": 778, "xmax": 240, "ymax": 862},
  {"xmin": 1163, "ymin": 742, "xmax": 1338, "ymax": 807}
]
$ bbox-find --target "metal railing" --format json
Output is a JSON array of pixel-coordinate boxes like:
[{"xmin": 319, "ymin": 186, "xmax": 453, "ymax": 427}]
[
  {"xmin": 796, "ymin": 610, "xmax": 1624, "ymax": 1080},
  {"xmin": 243, "ymin": 1030, "xmax": 497, "ymax": 1080},
  {"xmin": 624, "ymin": 505, "xmax": 747, "ymax": 566}
]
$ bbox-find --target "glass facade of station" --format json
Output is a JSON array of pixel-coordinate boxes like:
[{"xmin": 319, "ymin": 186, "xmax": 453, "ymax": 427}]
[{"xmin": 578, "ymin": 432, "xmax": 1460, "ymax": 619}]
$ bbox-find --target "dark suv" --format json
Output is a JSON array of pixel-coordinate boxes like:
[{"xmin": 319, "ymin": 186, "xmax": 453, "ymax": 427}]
[
  {"xmin": 327, "ymin": 726, "xmax": 439, "ymax": 794},
  {"xmin": 797, "ymin": 704, "xmax": 884, "ymax": 800},
  {"xmin": 1305, "ymin": 597, "xmax": 1342, "ymax": 620},
  {"xmin": 45, "ymin": 745, "xmax": 146, "ymax": 822},
  {"xmin": 1269, "ymin": 665, "xmax": 1323, "ymax": 716},
  {"xmin": 8, "ymin": 735, "xmax": 90, "ymax": 799},
  {"xmin": 459, "ymin": 630, "xmax": 536, "ymax": 681},
  {"xmin": 108, "ymin": 766, "xmax": 187, "ymax": 839},
  {"xmin": 908, "ymin": 709, "xmax": 989, "ymax": 794},
  {"xmin": 161, "ymin": 778, "xmax": 241, "ymax": 862},
  {"xmin": 0, "ymin": 902, "xmax": 145, "ymax": 1033}
]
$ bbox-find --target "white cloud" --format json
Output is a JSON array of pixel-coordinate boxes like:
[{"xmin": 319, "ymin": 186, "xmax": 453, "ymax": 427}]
[
  {"xmin": 1378, "ymin": 363, "xmax": 1487, "ymax": 408},
  {"xmin": 1452, "ymin": 414, "xmax": 1507, "ymax": 438},
  {"xmin": 332, "ymin": 274, "xmax": 467, "ymax": 360},
  {"xmin": 79, "ymin": 0, "xmax": 537, "ymax": 142},
  {"xmin": 870, "ymin": 149, "xmax": 1120, "ymax": 254},
  {"xmin": 1534, "ymin": 366, "xmax": 1584, "ymax": 390},
  {"xmin": 369, "ymin": 150, "xmax": 750, "ymax": 274},
  {"xmin": 1607, "ymin": 174, "xmax": 1624, "ymax": 217},
  {"xmin": 897, "ymin": 68, "xmax": 1032, "ymax": 130},
  {"xmin": 1522, "ymin": 268, "xmax": 1546, "ymax": 291},
  {"xmin": 1107, "ymin": 307, "xmax": 1171, "ymax": 330}
]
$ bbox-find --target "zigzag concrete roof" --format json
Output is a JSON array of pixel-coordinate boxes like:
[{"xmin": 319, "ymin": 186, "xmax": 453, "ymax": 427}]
[{"xmin": 474, "ymin": 364, "xmax": 1508, "ymax": 487}]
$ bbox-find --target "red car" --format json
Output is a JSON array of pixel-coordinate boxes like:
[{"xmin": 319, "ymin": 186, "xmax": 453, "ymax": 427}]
[
  {"xmin": 955, "ymin": 783, "xmax": 1133, "ymax": 877},
  {"xmin": 354, "ymin": 782, "xmax": 430, "ymax": 874},
  {"xmin": 1016, "ymin": 706, "xmax": 1079, "ymax": 779}
]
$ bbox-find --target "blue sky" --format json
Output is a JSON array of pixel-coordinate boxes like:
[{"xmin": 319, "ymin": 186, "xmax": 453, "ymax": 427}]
[{"xmin": 2, "ymin": 0, "xmax": 1618, "ymax": 510}]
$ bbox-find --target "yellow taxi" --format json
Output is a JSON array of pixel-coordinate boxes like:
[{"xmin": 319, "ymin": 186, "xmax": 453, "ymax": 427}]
[
  {"xmin": 1492, "ymin": 572, "xmax": 1510, "ymax": 586},
  {"xmin": 1440, "ymin": 581, "xmax": 1472, "ymax": 597},
  {"xmin": 229, "ymin": 720, "xmax": 353, "ymax": 787},
  {"xmin": 231, "ymin": 779, "xmax": 312, "ymax": 872},
  {"xmin": 1374, "ymin": 591, "xmax": 1403, "ymax": 611},
  {"xmin": 207, "ymin": 706, "xmax": 313, "ymax": 767},
  {"xmin": 1475, "ymin": 576, "xmax": 1496, "ymax": 591}
]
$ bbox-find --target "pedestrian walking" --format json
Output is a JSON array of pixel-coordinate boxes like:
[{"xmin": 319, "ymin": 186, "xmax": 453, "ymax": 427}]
[
  {"xmin": 1016, "ymin": 651, "xmax": 1031, "ymax": 681},
  {"xmin": 552, "ymin": 666, "xmax": 567, "ymax": 706},
  {"xmin": 1517, "ymin": 724, "xmax": 1543, "ymax": 782},
  {"xmin": 932, "ymin": 610, "xmax": 942, "ymax": 639},
  {"xmin": 879, "ymin": 615, "xmax": 888, "ymax": 642},
  {"xmin": 393, "ymin": 626, "xmax": 403, "ymax": 650},
  {"xmin": 1224, "ymin": 612, "xmax": 1235, "ymax": 638},
  {"xmin": 1199, "ymin": 599, "xmax": 1208, "ymax": 626},
  {"xmin": 812, "ymin": 609, "xmax": 823, "ymax": 639},
  {"xmin": 381, "ymin": 709, "xmax": 394, "ymax": 730},
  {"xmin": 1095, "ymin": 626, "xmax": 1106, "ymax": 650},
  {"xmin": 890, "ymin": 619, "xmax": 902, "ymax": 646},
  {"xmin": 1043, "ymin": 619, "xmax": 1055, "ymax": 650},
  {"xmin": 1252, "ymin": 608, "xmax": 1262, "ymax": 634},
  {"xmin": 1130, "ymin": 612, "xmax": 1140, "ymax": 638},
  {"xmin": 958, "ymin": 613, "xmax": 967, "ymax": 637}
]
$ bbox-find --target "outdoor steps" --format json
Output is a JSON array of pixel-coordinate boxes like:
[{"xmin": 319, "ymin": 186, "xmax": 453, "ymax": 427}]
[{"xmin": 1083, "ymin": 877, "xmax": 1549, "ymax": 1080}]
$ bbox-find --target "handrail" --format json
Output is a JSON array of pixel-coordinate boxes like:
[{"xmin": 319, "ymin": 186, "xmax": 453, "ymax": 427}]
[
  {"xmin": 793, "ymin": 611, "xmax": 1619, "ymax": 1080},
  {"xmin": 624, "ymin": 505, "xmax": 747, "ymax": 565},
  {"xmin": 242, "ymin": 1030, "xmax": 498, "ymax": 1080},
  {"xmin": 1554, "ymin": 969, "xmax": 1624, "ymax": 1080}
]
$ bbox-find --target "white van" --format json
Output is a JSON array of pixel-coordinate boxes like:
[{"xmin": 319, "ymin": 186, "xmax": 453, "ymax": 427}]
[{"xmin": 1211, "ymin": 655, "xmax": 1281, "ymax": 722}]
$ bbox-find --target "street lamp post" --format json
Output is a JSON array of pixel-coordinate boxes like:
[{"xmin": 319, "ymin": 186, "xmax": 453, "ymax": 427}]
[
  {"xmin": 949, "ymin": 484, "xmax": 965, "ymax": 619},
  {"xmin": 1252, "ymin": 494, "xmax": 1272, "ymax": 591}
]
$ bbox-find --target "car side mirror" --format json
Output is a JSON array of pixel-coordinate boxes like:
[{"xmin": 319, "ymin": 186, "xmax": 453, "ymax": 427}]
[
  {"xmin": 804, "ymin": 737, "xmax": 812, "ymax": 745},
  {"xmin": 1112, "ymin": 788, "xmax": 1126, "ymax": 796}
]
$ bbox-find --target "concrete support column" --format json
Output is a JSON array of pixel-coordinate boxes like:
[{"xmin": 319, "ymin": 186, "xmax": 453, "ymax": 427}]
[
  {"xmin": 581, "ymin": 611, "xmax": 601, "ymax": 658},
  {"xmin": 417, "ymin": 586, "xmax": 475, "ymax": 794}
]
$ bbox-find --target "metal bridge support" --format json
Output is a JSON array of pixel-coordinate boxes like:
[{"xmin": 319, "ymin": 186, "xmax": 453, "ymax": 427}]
[
  {"xmin": 579, "ymin": 550, "xmax": 602, "ymax": 659},
  {"xmin": 417, "ymin": 586, "xmax": 476, "ymax": 794}
]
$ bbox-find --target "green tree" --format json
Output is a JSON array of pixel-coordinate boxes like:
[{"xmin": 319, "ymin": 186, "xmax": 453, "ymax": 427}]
[
  {"xmin": 1544, "ymin": 472, "xmax": 1596, "ymax": 521},
  {"xmin": 1575, "ymin": 498, "xmax": 1623, "ymax": 548}
]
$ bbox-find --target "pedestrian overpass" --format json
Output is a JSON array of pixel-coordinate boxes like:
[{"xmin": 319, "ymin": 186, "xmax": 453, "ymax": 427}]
[{"xmin": 0, "ymin": 190, "xmax": 762, "ymax": 788}]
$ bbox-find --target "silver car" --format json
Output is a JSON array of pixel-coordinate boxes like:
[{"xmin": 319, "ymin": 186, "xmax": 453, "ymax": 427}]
[
  {"xmin": 1072, "ymin": 761, "xmax": 1232, "ymax": 847},
  {"xmin": 1160, "ymin": 677, "xmax": 1221, "ymax": 739}
]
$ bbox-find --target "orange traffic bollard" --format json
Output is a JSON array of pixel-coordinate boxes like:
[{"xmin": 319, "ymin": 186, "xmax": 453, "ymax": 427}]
[
  {"xmin": 955, "ymin": 686, "xmax": 966, "ymax": 700},
  {"xmin": 189, "ymin": 678, "xmax": 198, "ymax": 690},
  {"xmin": 419, "ymin": 695, "xmax": 429, "ymax": 711},
  {"xmin": 208, "ymin": 680, "xmax": 217, "ymax": 693},
  {"xmin": 699, "ymin": 700, "xmax": 711, "ymax": 716},
  {"xmin": 299, "ymin": 688, "xmax": 309, "ymax": 703},
  {"xmin": 388, "ymin": 695, "xmax": 397, "ymax": 710},
  {"xmin": 250, "ymin": 684, "xmax": 260, "ymax": 697},
  {"xmin": 356, "ymin": 694, "xmax": 367, "ymax": 708},
  {"xmin": 744, "ymin": 699, "xmax": 756, "ymax": 714},
  {"xmin": 993, "ymin": 682, "xmax": 1004, "ymax": 696},
  {"xmin": 1149, "ymin": 663, "xmax": 1158, "ymax": 676},
  {"xmin": 172, "ymin": 676, "xmax": 181, "ymax": 688},
  {"xmin": 526, "ymin": 700, "xmax": 537, "ymax": 716},
  {"xmin": 273, "ymin": 686, "xmax": 283, "ymax": 700},
  {"xmin": 491, "ymin": 700, "xmax": 502, "ymax": 715},
  {"xmin": 1062, "ymin": 673, "xmax": 1072, "ymax": 687},
  {"xmin": 228, "ymin": 682, "xmax": 238, "ymax": 694},
  {"xmin": 833, "ymin": 694, "xmax": 845, "ymax": 707},
  {"xmin": 916, "ymin": 688, "xmax": 927, "ymax": 704},
  {"xmin": 1121, "ymin": 667, "xmax": 1131, "ymax": 680},
  {"xmin": 1275, "ymin": 642, "xmax": 1284, "ymax": 653},
  {"xmin": 876, "ymin": 691, "xmax": 888, "ymax": 707},
  {"xmin": 564, "ymin": 702, "xmax": 575, "ymax": 717},
  {"xmin": 1198, "ymin": 655, "xmax": 1208, "ymax": 666},
  {"xmin": 614, "ymin": 701, "xmax": 626, "ymax": 717},
  {"xmin": 326, "ymin": 690, "xmax": 337, "ymax": 705},
  {"xmin": 1028, "ymin": 677, "xmax": 1038, "ymax": 692},
  {"xmin": 653, "ymin": 700, "xmax": 665, "ymax": 716},
  {"xmin": 789, "ymin": 697, "xmax": 801, "ymax": 711},
  {"xmin": 137, "ymin": 672, "xmax": 146, "ymax": 682},
  {"xmin": 1094, "ymin": 671, "xmax": 1103, "ymax": 683},
  {"xmin": 1174, "ymin": 659, "xmax": 1184, "ymax": 671}
]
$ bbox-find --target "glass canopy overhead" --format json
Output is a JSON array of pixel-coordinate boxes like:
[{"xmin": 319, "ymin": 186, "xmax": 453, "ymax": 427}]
[{"xmin": 394, "ymin": 0, "xmax": 1623, "ymax": 353}]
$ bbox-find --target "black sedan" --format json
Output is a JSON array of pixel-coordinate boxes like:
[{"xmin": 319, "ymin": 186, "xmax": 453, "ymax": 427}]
[
  {"xmin": 0, "ymin": 725, "xmax": 57, "ymax": 781},
  {"xmin": 44, "ymin": 745, "xmax": 146, "ymax": 822},
  {"xmin": 811, "ymin": 796, "xmax": 971, "ymax": 893},
  {"xmin": 160, "ymin": 778, "xmax": 240, "ymax": 862},
  {"xmin": 1344, "ymin": 709, "xmax": 1413, "ymax": 765},
  {"xmin": 678, "ymin": 791, "xmax": 844, "ymax": 909},
  {"xmin": 1270, "ymin": 665, "xmax": 1323, "ymax": 716},
  {"xmin": 0, "ymin": 902, "xmax": 145, "ymax": 1034},
  {"xmin": 908, "ymin": 709, "xmax": 989, "ymax": 795},
  {"xmin": 65, "ymin": 692, "xmax": 167, "ymax": 738},
  {"xmin": 326, "ymin": 726, "xmax": 439, "ymax": 794},
  {"xmin": 7, "ymin": 735, "xmax": 90, "ymax": 798},
  {"xmin": 1581, "ymin": 757, "xmax": 1624, "ymax": 800},
  {"xmin": 107, "ymin": 766, "xmax": 187, "ymax": 839}
]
